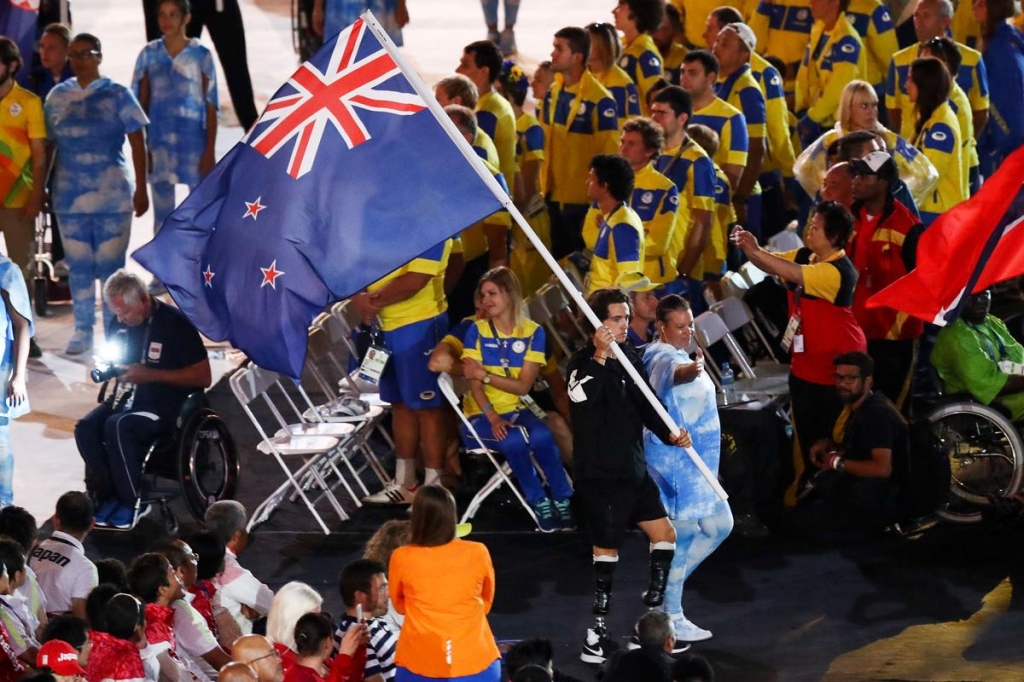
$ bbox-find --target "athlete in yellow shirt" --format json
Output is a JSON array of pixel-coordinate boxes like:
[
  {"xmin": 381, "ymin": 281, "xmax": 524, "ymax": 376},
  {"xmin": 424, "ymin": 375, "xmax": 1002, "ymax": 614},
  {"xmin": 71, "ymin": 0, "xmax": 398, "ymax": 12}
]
[
  {"xmin": 613, "ymin": 0, "xmax": 666, "ymax": 115},
  {"xmin": 749, "ymin": 0, "xmax": 814, "ymax": 88},
  {"xmin": 542, "ymin": 27, "xmax": 620, "ymax": 259},
  {"xmin": 650, "ymin": 87, "xmax": 717, "ymax": 311},
  {"xmin": 907, "ymin": 58, "xmax": 965, "ymax": 225},
  {"xmin": 584, "ymin": 118, "xmax": 679, "ymax": 285},
  {"xmin": 654, "ymin": 4, "xmax": 687, "ymax": 85},
  {"xmin": 584, "ymin": 154, "xmax": 646, "ymax": 293},
  {"xmin": 688, "ymin": 123, "xmax": 738, "ymax": 279},
  {"xmin": 796, "ymin": 0, "xmax": 867, "ymax": 146},
  {"xmin": 457, "ymin": 41, "xmax": 519, "ymax": 194},
  {"xmin": 844, "ymin": 0, "xmax": 898, "ymax": 88},
  {"xmin": 587, "ymin": 22, "xmax": 642, "ymax": 127}
]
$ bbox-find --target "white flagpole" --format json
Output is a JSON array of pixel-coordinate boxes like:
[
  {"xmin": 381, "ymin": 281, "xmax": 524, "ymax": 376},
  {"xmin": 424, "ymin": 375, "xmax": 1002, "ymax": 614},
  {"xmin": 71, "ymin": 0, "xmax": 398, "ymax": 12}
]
[{"xmin": 362, "ymin": 12, "xmax": 727, "ymax": 502}]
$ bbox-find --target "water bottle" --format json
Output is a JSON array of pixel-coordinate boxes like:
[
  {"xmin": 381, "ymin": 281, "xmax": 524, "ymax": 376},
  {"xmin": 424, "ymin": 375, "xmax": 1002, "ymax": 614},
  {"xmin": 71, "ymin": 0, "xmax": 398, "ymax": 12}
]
[{"xmin": 720, "ymin": 362, "xmax": 736, "ymax": 405}]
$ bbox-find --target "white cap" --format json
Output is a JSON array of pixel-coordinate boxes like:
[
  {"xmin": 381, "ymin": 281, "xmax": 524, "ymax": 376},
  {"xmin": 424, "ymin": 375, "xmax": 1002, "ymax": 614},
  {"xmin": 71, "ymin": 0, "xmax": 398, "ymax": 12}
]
[{"xmin": 721, "ymin": 22, "xmax": 757, "ymax": 53}]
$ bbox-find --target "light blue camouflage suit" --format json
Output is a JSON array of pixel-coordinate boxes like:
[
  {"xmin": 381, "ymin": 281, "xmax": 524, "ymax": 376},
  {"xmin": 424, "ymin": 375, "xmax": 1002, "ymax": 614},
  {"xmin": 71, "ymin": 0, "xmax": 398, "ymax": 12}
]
[
  {"xmin": 45, "ymin": 78, "xmax": 149, "ymax": 333},
  {"xmin": 0, "ymin": 256, "xmax": 33, "ymax": 506},
  {"xmin": 643, "ymin": 341, "xmax": 733, "ymax": 626},
  {"xmin": 132, "ymin": 38, "xmax": 218, "ymax": 235}
]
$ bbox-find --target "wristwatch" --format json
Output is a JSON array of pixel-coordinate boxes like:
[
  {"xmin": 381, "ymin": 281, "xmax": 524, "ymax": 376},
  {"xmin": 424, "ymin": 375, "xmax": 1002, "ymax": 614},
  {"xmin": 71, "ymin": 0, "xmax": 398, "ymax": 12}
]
[{"xmin": 482, "ymin": 374, "xmax": 492, "ymax": 385}]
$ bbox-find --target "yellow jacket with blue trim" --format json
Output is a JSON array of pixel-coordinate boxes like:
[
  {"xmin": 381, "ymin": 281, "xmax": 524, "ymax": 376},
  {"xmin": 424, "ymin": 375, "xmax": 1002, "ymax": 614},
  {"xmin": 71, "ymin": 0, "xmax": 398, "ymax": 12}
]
[{"xmin": 796, "ymin": 12, "xmax": 867, "ymax": 125}]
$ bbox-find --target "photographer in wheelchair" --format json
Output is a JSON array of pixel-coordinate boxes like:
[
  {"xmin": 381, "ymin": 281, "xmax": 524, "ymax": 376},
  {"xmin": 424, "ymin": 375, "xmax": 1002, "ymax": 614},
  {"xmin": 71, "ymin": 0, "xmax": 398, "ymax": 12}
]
[{"xmin": 75, "ymin": 269, "xmax": 211, "ymax": 530}]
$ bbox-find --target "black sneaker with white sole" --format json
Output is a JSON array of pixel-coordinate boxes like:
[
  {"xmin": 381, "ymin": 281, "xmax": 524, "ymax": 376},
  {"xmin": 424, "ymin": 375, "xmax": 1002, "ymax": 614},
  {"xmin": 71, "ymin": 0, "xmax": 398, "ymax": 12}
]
[{"xmin": 581, "ymin": 627, "xmax": 618, "ymax": 664}]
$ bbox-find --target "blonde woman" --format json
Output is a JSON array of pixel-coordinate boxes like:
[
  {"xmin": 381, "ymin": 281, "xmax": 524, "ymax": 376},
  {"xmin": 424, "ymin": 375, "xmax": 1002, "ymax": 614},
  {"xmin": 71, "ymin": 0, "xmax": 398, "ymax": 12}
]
[
  {"xmin": 794, "ymin": 79, "xmax": 938, "ymax": 204},
  {"xmin": 459, "ymin": 267, "xmax": 574, "ymax": 533}
]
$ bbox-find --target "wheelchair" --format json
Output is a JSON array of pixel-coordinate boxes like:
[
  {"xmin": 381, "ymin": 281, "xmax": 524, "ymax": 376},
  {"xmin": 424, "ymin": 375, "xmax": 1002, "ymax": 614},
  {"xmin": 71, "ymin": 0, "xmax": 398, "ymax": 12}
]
[
  {"xmin": 92, "ymin": 390, "xmax": 240, "ymax": 534},
  {"xmin": 916, "ymin": 396, "xmax": 1024, "ymax": 524}
]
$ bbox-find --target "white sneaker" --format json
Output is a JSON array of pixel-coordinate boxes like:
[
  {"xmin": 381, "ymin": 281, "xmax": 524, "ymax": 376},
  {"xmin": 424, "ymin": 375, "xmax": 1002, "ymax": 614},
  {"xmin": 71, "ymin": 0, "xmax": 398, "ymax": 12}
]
[
  {"xmin": 672, "ymin": 615, "xmax": 713, "ymax": 642},
  {"xmin": 363, "ymin": 482, "xmax": 417, "ymax": 505}
]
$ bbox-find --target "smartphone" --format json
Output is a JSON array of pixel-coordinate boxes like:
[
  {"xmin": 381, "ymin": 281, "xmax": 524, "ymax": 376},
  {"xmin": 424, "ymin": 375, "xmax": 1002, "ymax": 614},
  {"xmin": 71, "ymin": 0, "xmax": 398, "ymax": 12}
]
[{"xmin": 356, "ymin": 604, "xmax": 363, "ymax": 622}]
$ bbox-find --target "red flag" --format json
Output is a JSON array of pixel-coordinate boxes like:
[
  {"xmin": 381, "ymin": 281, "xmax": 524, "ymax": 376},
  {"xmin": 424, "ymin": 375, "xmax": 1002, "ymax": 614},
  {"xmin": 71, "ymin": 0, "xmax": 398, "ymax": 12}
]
[{"xmin": 867, "ymin": 146, "xmax": 1024, "ymax": 325}]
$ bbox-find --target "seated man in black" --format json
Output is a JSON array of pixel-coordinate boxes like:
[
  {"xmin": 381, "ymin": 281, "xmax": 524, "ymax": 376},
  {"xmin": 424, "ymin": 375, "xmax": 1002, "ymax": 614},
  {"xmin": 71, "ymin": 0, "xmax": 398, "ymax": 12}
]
[
  {"xmin": 76, "ymin": 269, "xmax": 211, "ymax": 529},
  {"xmin": 801, "ymin": 351, "xmax": 909, "ymax": 532}
]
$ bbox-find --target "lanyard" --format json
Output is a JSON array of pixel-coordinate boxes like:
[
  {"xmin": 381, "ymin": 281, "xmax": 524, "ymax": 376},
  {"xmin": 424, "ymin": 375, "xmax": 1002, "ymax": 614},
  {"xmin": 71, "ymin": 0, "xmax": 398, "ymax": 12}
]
[
  {"xmin": 487, "ymin": 320, "xmax": 515, "ymax": 377},
  {"xmin": 660, "ymin": 138, "xmax": 696, "ymax": 178}
]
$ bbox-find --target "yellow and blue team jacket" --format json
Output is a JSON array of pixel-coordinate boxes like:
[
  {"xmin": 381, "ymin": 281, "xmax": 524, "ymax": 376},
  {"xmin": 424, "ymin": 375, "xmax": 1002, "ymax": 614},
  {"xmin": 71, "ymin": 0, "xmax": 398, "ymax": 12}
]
[
  {"xmin": 461, "ymin": 155, "xmax": 511, "ymax": 262},
  {"xmin": 672, "ymin": 0, "xmax": 744, "ymax": 47},
  {"xmin": 691, "ymin": 97, "xmax": 749, "ymax": 176},
  {"xmin": 844, "ymin": 0, "xmax": 898, "ymax": 87},
  {"xmin": 796, "ymin": 13, "xmax": 867, "ymax": 126},
  {"xmin": 715, "ymin": 63, "xmax": 766, "ymax": 193},
  {"xmin": 585, "ymin": 202, "xmax": 646, "ymax": 293},
  {"xmin": 656, "ymin": 139, "xmax": 717, "ymax": 279},
  {"xmin": 750, "ymin": 52, "xmax": 798, "ymax": 178},
  {"xmin": 886, "ymin": 41, "xmax": 988, "ymax": 154},
  {"xmin": 619, "ymin": 32, "xmax": 663, "ymax": 115},
  {"xmin": 705, "ymin": 162, "xmax": 737, "ymax": 277},
  {"xmin": 750, "ymin": 0, "xmax": 814, "ymax": 76},
  {"xmin": 662, "ymin": 42, "xmax": 687, "ymax": 86},
  {"xmin": 594, "ymin": 65, "xmax": 641, "ymax": 128},
  {"xmin": 948, "ymin": 81, "xmax": 975, "ymax": 194},
  {"xmin": 476, "ymin": 90, "xmax": 519, "ymax": 192},
  {"xmin": 913, "ymin": 101, "xmax": 966, "ymax": 222},
  {"xmin": 585, "ymin": 164, "xmax": 679, "ymax": 284},
  {"xmin": 952, "ymin": 0, "xmax": 981, "ymax": 49},
  {"xmin": 541, "ymin": 70, "xmax": 620, "ymax": 206},
  {"xmin": 369, "ymin": 239, "xmax": 453, "ymax": 331}
]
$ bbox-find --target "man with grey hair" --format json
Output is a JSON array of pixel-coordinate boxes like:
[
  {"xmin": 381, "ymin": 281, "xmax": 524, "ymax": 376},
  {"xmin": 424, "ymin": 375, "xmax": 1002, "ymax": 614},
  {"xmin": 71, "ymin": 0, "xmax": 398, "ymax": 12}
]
[
  {"xmin": 205, "ymin": 501, "xmax": 274, "ymax": 638},
  {"xmin": 602, "ymin": 610, "xmax": 680, "ymax": 680},
  {"xmin": 75, "ymin": 268, "xmax": 211, "ymax": 529}
]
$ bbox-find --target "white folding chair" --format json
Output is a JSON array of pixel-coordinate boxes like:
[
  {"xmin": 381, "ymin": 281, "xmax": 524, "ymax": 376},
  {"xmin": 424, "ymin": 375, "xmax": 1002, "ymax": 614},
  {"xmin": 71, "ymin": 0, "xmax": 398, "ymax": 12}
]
[
  {"xmin": 711, "ymin": 297, "xmax": 785, "ymax": 367},
  {"xmin": 693, "ymin": 311, "xmax": 789, "ymax": 397},
  {"xmin": 302, "ymin": 325, "xmax": 392, "ymax": 489},
  {"xmin": 739, "ymin": 261, "xmax": 770, "ymax": 288},
  {"xmin": 540, "ymin": 283, "xmax": 589, "ymax": 348},
  {"xmin": 229, "ymin": 365, "xmax": 348, "ymax": 534},
  {"xmin": 437, "ymin": 372, "xmax": 541, "ymax": 528},
  {"xmin": 247, "ymin": 362, "xmax": 369, "ymax": 510},
  {"xmin": 526, "ymin": 294, "xmax": 573, "ymax": 359},
  {"xmin": 718, "ymin": 271, "xmax": 750, "ymax": 301}
]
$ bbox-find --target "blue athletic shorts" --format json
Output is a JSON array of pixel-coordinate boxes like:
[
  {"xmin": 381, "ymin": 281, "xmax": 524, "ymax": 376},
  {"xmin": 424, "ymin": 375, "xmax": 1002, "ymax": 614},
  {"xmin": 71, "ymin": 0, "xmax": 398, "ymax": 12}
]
[{"xmin": 379, "ymin": 313, "xmax": 448, "ymax": 409}]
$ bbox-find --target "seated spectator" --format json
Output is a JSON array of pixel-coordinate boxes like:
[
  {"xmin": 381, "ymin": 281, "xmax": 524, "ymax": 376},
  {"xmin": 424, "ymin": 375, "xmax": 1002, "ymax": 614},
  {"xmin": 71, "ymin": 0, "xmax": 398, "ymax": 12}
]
[
  {"xmin": 218, "ymin": 662, "xmax": 257, "ymax": 682},
  {"xmin": 672, "ymin": 653, "xmax": 715, "ymax": 681},
  {"xmin": 931, "ymin": 289, "xmax": 1024, "ymax": 421},
  {"xmin": 230, "ymin": 635, "xmax": 284, "ymax": 682},
  {"xmin": 333, "ymin": 560, "xmax": 395, "ymax": 682},
  {"xmin": 801, "ymin": 352, "xmax": 910, "ymax": 531},
  {"xmin": 125, "ymin": 553, "xmax": 193, "ymax": 682},
  {"xmin": 285, "ymin": 613, "xmax": 365, "ymax": 682},
  {"xmin": 186, "ymin": 531, "xmax": 228, "ymax": 647},
  {"xmin": 600, "ymin": 611, "xmax": 675, "ymax": 682},
  {"xmin": 84, "ymin": 585, "xmax": 118, "ymax": 635},
  {"xmin": 204, "ymin": 502, "xmax": 273, "ymax": 638},
  {"xmin": 0, "ymin": 537, "xmax": 39, "ymax": 665},
  {"xmin": 362, "ymin": 522, "xmax": 409, "ymax": 634},
  {"xmin": 37, "ymin": 638, "xmax": 89, "ymax": 682},
  {"xmin": 0, "ymin": 563, "xmax": 25, "ymax": 681},
  {"xmin": 151, "ymin": 540, "xmax": 232, "ymax": 676},
  {"xmin": 95, "ymin": 560, "xmax": 128, "ymax": 594},
  {"xmin": 87, "ymin": 593, "xmax": 148, "ymax": 682},
  {"xmin": 0, "ymin": 506, "xmax": 46, "ymax": 633},
  {"xmin": 28, "ymin": 492, "xmax": 98, "ymax": 621},
  {"xmin": 39, "ymin": 615, "xmax": 90, "ymax": 674},
  {"xmin": 266, "ymin": 582, "xmax": 322, "ymax": 672},
  {"xmin": 504, "ymin": 638, "xmax": 585, "ymax": 682}
]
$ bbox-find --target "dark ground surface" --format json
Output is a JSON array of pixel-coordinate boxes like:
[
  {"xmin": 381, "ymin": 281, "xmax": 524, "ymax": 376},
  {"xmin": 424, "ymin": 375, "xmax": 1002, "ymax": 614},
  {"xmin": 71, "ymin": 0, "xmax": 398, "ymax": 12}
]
[{"xmin": 81, "ymin": 373, "xmax": 1024, "ymax": 682}]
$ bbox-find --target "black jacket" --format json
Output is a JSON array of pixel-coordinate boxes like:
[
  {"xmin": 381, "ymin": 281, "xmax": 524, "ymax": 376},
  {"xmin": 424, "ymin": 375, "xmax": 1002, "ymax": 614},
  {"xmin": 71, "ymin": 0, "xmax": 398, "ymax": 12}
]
[{"xmin": 567, "ymin": 342, "xmax": 675, "ymax": 483}]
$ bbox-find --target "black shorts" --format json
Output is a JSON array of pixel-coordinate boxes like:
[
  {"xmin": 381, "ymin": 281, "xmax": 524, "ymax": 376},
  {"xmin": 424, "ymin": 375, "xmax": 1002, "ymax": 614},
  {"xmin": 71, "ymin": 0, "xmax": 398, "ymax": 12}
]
[{"xmin": 576, "ymin": 473, "xmax": 668, "ymax": 549}]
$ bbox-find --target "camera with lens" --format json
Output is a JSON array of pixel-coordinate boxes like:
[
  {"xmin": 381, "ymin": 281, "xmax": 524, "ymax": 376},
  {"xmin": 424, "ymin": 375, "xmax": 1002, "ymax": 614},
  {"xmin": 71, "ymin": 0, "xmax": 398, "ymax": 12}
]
[{"xmin": 91, "ymin": 341, "xmax": 126, "ymax": 384}]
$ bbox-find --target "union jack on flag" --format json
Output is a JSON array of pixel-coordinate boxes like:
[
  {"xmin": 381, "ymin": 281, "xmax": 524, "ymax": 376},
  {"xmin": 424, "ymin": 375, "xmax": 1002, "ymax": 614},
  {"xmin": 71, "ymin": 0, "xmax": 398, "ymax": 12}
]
[
  {"xmin": 134, "ymin": 12, "xmax": 505, "ymax": 379},
  {"xmin": 249, "ymin": 18, "xmax": 426, "ymax": 179}
]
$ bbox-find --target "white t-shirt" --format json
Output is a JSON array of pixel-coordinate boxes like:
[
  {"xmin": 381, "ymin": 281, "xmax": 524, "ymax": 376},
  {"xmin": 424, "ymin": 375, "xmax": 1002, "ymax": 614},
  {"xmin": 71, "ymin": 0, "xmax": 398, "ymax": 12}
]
[
  {"xmin": 172, "ymin": 595, "xmax": 219, "ymax": 680},
  {"xmin": 27, "ymin": 532, "xmax": 97, "ymax": 615}
]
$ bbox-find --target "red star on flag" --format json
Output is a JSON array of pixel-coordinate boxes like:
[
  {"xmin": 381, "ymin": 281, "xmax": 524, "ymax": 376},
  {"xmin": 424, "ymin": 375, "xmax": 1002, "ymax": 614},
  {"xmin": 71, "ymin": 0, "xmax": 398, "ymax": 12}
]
[
  {"xmin": 261, "ymin": 260, "xmax": 285, "ymax": 289},
  {"xmin": 243, "ymin": 196, "xmax": 267, "ymax": 220},
  {"xmin": 203, "ymin": 264, "xmax": 215, "ymax": 287}
]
